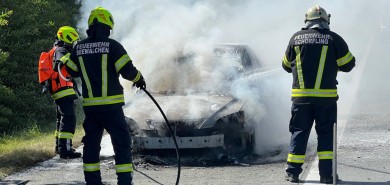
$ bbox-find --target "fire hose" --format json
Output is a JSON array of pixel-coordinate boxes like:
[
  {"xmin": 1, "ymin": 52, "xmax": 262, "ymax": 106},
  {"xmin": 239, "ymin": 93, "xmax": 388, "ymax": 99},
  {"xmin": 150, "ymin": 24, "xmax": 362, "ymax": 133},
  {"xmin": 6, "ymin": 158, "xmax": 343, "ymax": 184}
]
[
  {"xmin": 333, "ymin": 122, "xmax": 337, "ymax": 185},
  {"xmin": 58, "ymin": 63, "xmax": 81, "ymax": 96},
  {"xmin": 141, "ymin": 87, "xmax": 181, "ymax": 185},
  {"xmin": 58, "ymin": 63, "xmax": 71, "ymax": 82}
]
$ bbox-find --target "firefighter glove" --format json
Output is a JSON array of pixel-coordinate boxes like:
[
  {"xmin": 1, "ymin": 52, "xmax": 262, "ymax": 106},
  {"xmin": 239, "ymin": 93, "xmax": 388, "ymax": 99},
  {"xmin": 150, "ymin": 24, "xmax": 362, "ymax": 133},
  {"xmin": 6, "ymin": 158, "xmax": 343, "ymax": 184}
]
[{"xmin": 133, "ymin": 75, "xmax": 146, "ymax": 89}]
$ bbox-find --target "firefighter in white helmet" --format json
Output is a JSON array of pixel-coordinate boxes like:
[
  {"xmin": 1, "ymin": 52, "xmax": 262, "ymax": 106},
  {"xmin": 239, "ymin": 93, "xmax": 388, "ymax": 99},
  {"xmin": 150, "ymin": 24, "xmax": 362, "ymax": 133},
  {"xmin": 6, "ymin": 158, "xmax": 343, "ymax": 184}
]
[{"xmin": 282, "ymin": 5, "xmax": 355, "ymax": 184}]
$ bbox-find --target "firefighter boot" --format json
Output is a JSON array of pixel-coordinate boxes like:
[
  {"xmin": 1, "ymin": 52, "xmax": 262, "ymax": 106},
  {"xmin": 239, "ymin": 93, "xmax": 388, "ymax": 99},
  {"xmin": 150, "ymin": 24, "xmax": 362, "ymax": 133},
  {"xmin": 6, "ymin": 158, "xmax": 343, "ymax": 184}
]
[
  {"xmin": 285, "ymin": 173, "xmax": 299, "ymax": 183},
  {"xmin": 320, "ymin": 174, "xmax": 339, "ymax": 184},
  {"xmin": 117, "ymin": 172, "xmax": 133, "ymax": 185},
  {"xmin": 85, "ymin": 171, "xmax": 103, "ymax": 185},
  {"xmin": 58, "ymin": 138, "xmax": 81, "ymax": 159}
]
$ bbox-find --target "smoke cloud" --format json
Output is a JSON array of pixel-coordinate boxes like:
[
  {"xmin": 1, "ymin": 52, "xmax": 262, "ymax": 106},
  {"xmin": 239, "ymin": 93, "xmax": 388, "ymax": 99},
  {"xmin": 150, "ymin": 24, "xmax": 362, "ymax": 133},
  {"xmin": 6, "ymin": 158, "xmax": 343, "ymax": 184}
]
[{"xmin": 76, "ymin": 0, "xmax": 390, "ymax": 155}]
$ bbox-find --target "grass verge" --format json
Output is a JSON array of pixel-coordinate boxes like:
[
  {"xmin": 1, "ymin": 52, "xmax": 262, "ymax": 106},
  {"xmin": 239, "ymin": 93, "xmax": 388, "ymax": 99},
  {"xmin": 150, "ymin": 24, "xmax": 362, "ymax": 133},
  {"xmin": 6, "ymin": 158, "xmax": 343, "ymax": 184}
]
[{"xmin": 0, "ymin": 125, "xmax": 84, "ymax": 180}]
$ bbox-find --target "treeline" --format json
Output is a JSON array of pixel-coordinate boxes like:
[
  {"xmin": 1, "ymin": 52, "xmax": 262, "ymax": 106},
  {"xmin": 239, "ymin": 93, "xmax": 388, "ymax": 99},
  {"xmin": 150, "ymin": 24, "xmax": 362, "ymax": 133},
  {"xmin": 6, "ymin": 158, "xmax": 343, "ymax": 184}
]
[{"xmin": 0, "ymin": 0, "xmax": 80, "ymax": 134}]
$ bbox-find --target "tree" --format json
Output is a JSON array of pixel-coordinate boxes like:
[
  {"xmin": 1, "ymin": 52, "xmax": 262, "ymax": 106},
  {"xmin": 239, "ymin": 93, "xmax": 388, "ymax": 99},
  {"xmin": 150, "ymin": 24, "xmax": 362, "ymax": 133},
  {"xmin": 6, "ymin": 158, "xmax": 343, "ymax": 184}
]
[
  {"xmin": 0, "ymin": 49, "xmax": 17, "ymax": 133},
  {"xmin": 0, "ymin": 0, "xmax": 80, "ymax": 134},
  {"xmin": 0, "ymin": 9, "xmax": 17, "ymax": 133}
]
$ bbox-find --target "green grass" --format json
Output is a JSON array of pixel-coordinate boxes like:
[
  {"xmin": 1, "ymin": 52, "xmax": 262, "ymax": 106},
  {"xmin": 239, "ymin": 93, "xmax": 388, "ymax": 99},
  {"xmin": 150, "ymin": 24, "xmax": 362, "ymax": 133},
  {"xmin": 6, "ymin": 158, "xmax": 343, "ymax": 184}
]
[{"xmin": 0, "ymin": 125, "xmax": 84, "ymax": 180}]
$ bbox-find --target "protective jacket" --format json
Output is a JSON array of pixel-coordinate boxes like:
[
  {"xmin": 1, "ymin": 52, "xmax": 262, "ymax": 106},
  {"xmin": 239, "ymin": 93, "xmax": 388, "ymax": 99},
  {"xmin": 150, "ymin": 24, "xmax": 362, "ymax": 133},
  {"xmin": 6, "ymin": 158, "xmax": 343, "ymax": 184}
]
[
  {"xmin": 61, "ymin": 28, "xmax": 142, "ymax": 112},
  {"xmin": 44, "ymin": 45, "xmax": 77, "ymax": 101},
  {"xmin": 282, "ymin": 28, "xmax": 355, "ymax": 103}
]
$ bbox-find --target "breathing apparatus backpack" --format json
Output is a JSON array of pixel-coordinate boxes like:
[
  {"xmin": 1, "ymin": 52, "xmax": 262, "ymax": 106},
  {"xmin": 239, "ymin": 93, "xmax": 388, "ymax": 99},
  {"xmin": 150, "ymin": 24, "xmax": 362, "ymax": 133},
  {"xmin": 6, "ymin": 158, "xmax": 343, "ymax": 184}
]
[
  {"xmin": 38, "ymin": 47, "xmax": 75, "ymax": 94},
  {"xmin": 38, "ymin": 47, "xmax": 56, "ymax": 84}
]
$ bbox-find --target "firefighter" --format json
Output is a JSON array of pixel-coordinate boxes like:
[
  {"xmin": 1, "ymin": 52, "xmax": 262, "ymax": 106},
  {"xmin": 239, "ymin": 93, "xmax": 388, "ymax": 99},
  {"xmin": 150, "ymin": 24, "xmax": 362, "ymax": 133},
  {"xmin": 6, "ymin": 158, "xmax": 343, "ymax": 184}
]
[
  {"xmin": 282, "ymin": 5, "xmax": 355, "ymax": 183},
  {"xmin": 60, "ymin": 7, "xmax": 145, "ymax": 185},
  {"xmin": 43, "ymin": 26, "xmax": 82, "ymax": 159}
]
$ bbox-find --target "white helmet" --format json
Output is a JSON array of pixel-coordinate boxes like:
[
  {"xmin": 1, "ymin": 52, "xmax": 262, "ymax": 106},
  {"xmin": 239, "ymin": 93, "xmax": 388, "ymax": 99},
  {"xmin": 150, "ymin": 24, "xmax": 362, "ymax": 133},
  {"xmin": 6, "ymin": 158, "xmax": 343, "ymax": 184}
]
[{"xmin": 305, "ymin": 5, "xmax": 330, "ymax": 23}]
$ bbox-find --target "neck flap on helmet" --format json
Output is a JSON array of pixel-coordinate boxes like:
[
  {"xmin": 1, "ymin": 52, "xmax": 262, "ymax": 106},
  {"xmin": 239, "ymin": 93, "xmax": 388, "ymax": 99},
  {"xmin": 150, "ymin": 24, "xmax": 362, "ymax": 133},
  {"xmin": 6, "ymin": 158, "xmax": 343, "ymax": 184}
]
[
  {"xmin": 303, "ymin": 19, "xmax": 330, "ymax": 30},
  {"xmin": 86, "ymin": 24, "xmax": 111, "ymax": 39}
]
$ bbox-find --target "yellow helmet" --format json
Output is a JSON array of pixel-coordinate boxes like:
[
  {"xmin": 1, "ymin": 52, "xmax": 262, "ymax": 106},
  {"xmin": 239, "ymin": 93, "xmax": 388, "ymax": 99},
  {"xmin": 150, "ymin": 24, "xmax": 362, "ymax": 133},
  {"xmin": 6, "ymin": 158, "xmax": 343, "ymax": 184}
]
[
  {"xmin": 88, "ymin": 6, "xmax": 114, "ymax": 29},
  {"xmin": 305, "ymin": 5, "xmax": 330, "ymax": 23},
  {"xmin": 57, "ymin": 26, "xmax": 79, "ymax": 45}
]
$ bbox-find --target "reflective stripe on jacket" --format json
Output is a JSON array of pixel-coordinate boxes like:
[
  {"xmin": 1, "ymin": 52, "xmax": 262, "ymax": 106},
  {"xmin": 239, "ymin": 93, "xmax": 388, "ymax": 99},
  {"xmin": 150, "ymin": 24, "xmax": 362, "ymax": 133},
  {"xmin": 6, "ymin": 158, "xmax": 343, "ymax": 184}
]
[
  {"xmin": 282, "ymin": 28, "xmax": 355, "ymax": 102},
  {"xmin": 61, "ymin": 37, "xmax": 141, "ymax": 112}
]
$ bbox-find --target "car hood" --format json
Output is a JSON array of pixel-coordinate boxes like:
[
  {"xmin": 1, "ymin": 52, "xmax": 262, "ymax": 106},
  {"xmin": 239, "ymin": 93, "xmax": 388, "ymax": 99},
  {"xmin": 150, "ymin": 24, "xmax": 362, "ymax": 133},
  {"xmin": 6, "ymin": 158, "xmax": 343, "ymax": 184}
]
[{"xmin": 123, "ymin": 93, "xmax": 244, "ymax": 131}]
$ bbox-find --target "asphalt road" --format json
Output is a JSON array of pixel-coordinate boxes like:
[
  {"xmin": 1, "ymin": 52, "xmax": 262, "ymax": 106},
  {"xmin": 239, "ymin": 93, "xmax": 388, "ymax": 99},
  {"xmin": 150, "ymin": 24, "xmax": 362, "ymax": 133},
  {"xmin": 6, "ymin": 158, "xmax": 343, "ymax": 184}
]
[{"xmin": 2, "ymin": 96, "xmax": 389, "ymax": 185}]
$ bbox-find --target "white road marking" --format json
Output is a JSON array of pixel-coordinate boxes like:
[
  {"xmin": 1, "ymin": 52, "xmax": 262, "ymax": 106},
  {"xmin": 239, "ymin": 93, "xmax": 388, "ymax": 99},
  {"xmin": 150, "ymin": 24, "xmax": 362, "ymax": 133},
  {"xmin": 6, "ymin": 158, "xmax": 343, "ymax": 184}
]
[{"xmin": 302, "ymin": 120, "xmax": 347, "ymax": 185}]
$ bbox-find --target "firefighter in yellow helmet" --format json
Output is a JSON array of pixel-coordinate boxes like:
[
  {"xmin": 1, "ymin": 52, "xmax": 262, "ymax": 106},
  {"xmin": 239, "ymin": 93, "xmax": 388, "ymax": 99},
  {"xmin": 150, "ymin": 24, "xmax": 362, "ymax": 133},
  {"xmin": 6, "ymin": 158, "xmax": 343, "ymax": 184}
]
[
  {"xmin": 61, "ymin": 7, "xmax": 145, "ymax": 185},
  {"xmin": 39, "ymin": 26, "xmax": 82, "ymax": 159},
  {"xmin": 282, "ymin": 5, "xmax": 355, "ymax": 184}
]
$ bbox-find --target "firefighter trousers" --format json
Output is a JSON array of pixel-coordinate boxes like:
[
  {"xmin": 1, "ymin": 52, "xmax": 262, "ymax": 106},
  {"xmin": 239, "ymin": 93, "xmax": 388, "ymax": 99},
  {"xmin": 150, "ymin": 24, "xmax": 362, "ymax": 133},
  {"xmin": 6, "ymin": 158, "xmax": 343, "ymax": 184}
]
[
  {"xmin": 286, "ymin": 101, "xmax": 337, "ymax": 178},
  {"xmin": 82, "ymin": 108, "xmax": 133, "ymax": 185},
  {"xmin": 55, "ymin": 98, "xmax": 76, "ymax": 153}
]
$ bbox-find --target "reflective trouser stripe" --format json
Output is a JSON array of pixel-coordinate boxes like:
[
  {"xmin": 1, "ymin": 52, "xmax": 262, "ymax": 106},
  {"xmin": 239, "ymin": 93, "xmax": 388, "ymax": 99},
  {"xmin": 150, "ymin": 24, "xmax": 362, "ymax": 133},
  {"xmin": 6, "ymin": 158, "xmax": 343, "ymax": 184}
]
[
  {"xmin": 51, "ymin": 89, "xmax": 76, "ymax": 100},
  {"xmin": 54, "ymin": 130, "xmax": 59, "ymax": 137},
  {"xmin": 115, "ymin": 163, "xmax": 133, "ymax": 173},
  {"xmin": 318, "ymin": 151, "xmax": 333, "ymax": 160},
  {"xmin": 58, "ymin": 132, "xmax": 74, "ymax": 139},
  {"xmin": 84, "ymin": 163, "xmax": 100, "ymax": 172},
  {"xmin": 287, "ymin": 153, "xmax": 305, "ymax": 163}
]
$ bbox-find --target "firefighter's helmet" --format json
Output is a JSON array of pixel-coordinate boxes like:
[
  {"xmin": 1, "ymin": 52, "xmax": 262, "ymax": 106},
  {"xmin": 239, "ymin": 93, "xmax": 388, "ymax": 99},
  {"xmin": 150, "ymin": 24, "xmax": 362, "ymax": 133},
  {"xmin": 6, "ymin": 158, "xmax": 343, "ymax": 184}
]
[
  {"xmin": 305, "ymin": 5, "xmax": 330, "ymax": 23},
  {"xmin": 57, "ymin": 26, "xmax": 79, "ymax": 45},
  {"xmin": 88, "ymin": 6, "xmax": 114, "ymax": 30}
]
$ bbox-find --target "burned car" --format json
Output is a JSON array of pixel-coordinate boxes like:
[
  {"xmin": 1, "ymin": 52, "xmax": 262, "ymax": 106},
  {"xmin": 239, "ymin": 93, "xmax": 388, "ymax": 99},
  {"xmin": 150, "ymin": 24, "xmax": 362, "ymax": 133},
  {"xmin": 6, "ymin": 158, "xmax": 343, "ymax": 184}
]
[{"xmin": 124, "ymin": 44, "xmax": 261, "ymax": 160}]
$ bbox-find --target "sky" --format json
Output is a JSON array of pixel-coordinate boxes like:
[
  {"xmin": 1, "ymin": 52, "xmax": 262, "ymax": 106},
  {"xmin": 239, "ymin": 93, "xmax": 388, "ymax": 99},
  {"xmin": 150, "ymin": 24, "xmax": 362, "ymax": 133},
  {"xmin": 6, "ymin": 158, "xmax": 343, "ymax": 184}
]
[{"xmin": 75, "ymin": 0, "xmax": 389, "ymax": 155}]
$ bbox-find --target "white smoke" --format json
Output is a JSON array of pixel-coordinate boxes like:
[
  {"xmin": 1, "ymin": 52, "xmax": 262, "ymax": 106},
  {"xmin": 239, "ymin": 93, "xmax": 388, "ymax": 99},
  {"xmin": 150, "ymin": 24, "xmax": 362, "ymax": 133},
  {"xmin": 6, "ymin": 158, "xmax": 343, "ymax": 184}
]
[{"xmin": 76, "ymin": 0, "xmax": 390, "ymax": 155}]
